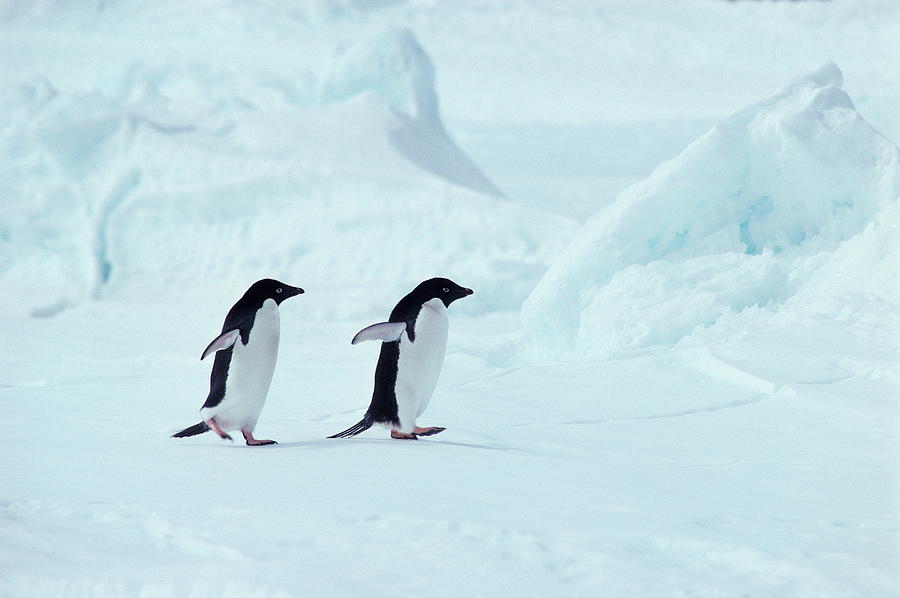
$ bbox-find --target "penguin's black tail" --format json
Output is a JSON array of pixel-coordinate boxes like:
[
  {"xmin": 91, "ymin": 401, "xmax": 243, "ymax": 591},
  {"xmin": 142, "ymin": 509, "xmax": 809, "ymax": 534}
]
[
  {"xmin": 172, "ymin": 422, "xmax": 211, "ymax": 438},
  {"xmin": 327, "ymin": 418, "xmax": 373, "ymax": 439}
]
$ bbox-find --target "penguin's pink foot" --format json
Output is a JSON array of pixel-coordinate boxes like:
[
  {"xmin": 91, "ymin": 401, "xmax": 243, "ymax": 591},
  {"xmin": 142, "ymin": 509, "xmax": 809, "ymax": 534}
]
[
  {"xmin": 242, "ymin": 430, "xmax": 277, "ymax": 446},
  {"xmin": 206, "ymin": 419, "xmax": 233, "ymax": 441},
  {"xmin": 413, "ymin": 426, "xmax": 446, "ymax": 436},
  {"xmin": 390, "ymin": 430, "xmax": 418, "ymax": 440}
]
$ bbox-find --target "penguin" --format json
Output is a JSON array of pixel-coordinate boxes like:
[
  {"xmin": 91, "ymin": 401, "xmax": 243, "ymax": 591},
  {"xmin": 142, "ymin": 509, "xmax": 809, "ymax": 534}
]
[
  {"xmin": 328, "ymin": 277, "xmax": 473, "ymax": 440},
  {"xmin": 172, "ymin": 278, "xmax": 304, "ymax": 446}
]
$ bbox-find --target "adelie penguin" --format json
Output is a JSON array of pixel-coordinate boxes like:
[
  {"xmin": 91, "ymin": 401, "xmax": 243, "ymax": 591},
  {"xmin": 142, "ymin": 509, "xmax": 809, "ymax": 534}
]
[
  {"xmin": 173, "ymin": 279, "xmax": 304, "ymax": 446},
  {"xmin": 329, "ymin": 277, "xmax": 473, "ymax": 440}
]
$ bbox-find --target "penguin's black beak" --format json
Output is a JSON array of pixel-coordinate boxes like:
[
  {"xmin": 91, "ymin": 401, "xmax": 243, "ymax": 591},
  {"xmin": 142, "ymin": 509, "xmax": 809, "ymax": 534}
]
[{"xmin": 463, "ymin": 288, "xmax": 474, "ymax": 295}]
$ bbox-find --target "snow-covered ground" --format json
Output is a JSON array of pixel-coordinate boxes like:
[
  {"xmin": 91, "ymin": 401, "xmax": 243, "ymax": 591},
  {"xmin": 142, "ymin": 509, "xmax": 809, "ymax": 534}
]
[{"xmin": 2, "ymin": 1, "xmax": 898, "ymax": 596}]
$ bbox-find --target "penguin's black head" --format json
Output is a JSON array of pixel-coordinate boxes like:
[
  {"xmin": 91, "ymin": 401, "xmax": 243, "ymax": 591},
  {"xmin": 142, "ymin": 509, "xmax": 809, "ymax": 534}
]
[
  {"xmin": 413, "ymin": 277, "xmax": 474, "ymax": 308},
  {"xmin": 246, "ymin": 278, "xmax": 305, "ymax": 305}
]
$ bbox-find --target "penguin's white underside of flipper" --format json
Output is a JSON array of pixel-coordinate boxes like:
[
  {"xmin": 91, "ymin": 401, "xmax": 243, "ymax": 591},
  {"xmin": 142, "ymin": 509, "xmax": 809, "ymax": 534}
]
[
  {"xmin": 351, "ymin": 322, "xmax": 407, "ymax": 345},
  {"xmin": 200, "ymin": 329, "xmax": 240, "ymax": 360}
]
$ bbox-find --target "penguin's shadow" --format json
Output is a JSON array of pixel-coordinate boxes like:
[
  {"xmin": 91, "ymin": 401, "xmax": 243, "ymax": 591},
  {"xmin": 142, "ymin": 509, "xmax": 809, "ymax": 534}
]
[{"xmin": 265, "ymin": 438, "xmax": 516, "ymax": 452}]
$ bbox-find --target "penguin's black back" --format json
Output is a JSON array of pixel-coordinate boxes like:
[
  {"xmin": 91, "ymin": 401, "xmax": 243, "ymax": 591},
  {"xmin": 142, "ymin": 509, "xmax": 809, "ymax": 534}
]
[
  {"xmin": 363, "ymin": 284, "xmax": 433, "ymax": 424},
  {"xmin": 366, "ymin": 341, "xmax": 401, "ymax": 425},
  {"xmin": 202, "ymin": 305, "xmax": 258, "ymax": 410}
]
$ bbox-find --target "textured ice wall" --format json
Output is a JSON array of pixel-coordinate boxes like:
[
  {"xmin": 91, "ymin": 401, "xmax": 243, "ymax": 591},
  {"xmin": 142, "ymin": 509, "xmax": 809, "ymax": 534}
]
[
  {"xmin": 522, "ymin": 63, "xmax": 900, "ymax": 358},
  {"xmin": 0, "ymin": 24, "xmax": 540, "ymax": 317}
]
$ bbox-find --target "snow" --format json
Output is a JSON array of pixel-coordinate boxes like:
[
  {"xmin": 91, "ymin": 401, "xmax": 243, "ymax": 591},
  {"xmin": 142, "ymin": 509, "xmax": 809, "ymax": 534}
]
[
  {"xmin": 523, "ymin": 62, "xmax": 899, "ymax": 359},
  {"xmin": 4, "ymin": 300, "xmax": 898, "ymax": 596},
  {"xmin": 2, "ymin": 1, "xmax": 899, "ymax": 597}
]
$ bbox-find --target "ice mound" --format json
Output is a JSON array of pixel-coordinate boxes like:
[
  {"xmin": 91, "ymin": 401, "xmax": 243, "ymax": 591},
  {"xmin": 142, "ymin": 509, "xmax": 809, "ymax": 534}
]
[
  {"xmin": 0, "ymin": 26, "xmax": 541, "ymax": 317},
  {"xmin": 522, "ymin": 63, "xmax": 900, "ymax": 358}
]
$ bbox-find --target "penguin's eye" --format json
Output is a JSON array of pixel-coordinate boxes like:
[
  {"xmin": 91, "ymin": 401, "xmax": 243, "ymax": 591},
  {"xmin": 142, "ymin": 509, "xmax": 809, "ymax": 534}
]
[
  {"xmin": 442, "ymin": 287, "xmax": 449, "ymax": 293},
  {"xmin": 276, "ymin": 288, "xmax": 283, "ymax": 294}
]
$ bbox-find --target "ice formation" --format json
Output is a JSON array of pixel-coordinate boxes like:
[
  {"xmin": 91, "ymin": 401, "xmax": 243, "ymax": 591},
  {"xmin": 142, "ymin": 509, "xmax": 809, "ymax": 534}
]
[
  {"xmin": 317, "ymin": 28, "xmax": 503, "ymax": 196},
  {"xmin": 0, "ymin": 27, "xmax": 556, "ymax": 317},
  {"xmin": 522, "ymin": 63, "xmax": 900, "ymax": 358}
]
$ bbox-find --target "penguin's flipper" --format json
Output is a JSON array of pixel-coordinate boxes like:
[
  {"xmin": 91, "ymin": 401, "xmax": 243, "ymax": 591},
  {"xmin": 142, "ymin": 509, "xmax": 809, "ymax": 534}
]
[
  {"xmin": 200, "ymin": 329, "xmax": 240, "ymax": 360},
  {"xmin": 351, "ymin": 322, "xmax": 407, "ymax": 345},
  {"xmin": 172, "ymin": 421, "xmax": 211, "ymax": 438},
  {"xmin": 327, "ymin": 418, "xmax": 373, "ymax": 438}
]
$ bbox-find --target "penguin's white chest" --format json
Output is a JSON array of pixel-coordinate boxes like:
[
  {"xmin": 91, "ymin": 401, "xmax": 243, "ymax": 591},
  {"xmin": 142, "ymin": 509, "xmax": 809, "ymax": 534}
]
[
  {"xmin": 395, "ymin": 298, "xmax": 449, "ymax": 428},
  {"xmin": 205, "ymin": 299, "xmax": 280, "ymax": 431}
]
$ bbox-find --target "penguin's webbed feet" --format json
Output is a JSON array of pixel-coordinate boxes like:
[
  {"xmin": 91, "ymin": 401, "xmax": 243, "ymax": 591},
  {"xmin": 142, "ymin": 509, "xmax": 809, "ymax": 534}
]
[
  {"xmin": 390, "ymin": 430, "xmax": 418, "ymax": 440},
  {"xmin": 413, "ymin": 426, "xmax": 446, "ymax": 437},
  {"xmin": 242, "ymin": 430, "xmax": 277, "ymax": 446},
  {"xmin": 245, "ymin": 439, "xmax": 277, "ymax": 446}
]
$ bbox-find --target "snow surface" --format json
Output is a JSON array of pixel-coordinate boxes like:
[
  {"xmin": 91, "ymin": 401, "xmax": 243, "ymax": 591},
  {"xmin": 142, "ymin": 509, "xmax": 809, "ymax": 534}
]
[{"xmin": 2, "ymin": 1, "xmax": 899, "ymax": 597}]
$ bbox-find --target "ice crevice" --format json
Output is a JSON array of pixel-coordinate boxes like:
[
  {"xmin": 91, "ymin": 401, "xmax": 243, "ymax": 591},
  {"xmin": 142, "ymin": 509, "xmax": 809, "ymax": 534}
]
[{"xmin": 93, "ymin": 168, "xmax": 142, "ymax": 294}]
